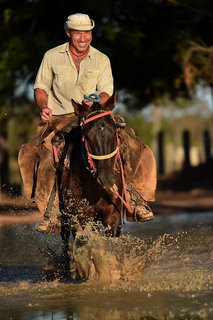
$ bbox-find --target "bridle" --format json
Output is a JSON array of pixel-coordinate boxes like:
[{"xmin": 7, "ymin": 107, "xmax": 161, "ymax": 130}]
[
  {"xmin": 81, "ymin": 110, "xmax": 133, "ymax": 214},
  {"xmin": 82, "ymin": 110, "xmax": 118, "ymax": 167}
]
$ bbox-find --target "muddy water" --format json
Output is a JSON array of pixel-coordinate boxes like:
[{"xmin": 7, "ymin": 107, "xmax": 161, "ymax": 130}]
[{"xmin": 0, "ymin": 211, "xmax": 213, "ymax": 320}]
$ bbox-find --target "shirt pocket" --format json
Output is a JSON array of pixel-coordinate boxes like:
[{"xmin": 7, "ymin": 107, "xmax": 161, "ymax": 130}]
[
  {"xmin": 53, "ymin": 66, "xmax": 72, "ymax": 87},
  {"xmin": 53, "ymin": 65, "xmax": 70, "ymax": 74},
  {"xmin": 82, "ymin": 70, "xmax": 99, "ymax": 94},
  {"xmin": 84, "ymin": 70, "xmax": 99, "ymax": 79}
]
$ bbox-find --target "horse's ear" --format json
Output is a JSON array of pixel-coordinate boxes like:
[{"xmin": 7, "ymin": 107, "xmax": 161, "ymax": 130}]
[
  {"xmin": 72, "ymin": 100, "xmax": 91, "ymax": 116},
  {"xmin": 71, "ymin": 100, "xmax": 82, "ymax": 116},
  {"xmin": 102, "ymin": 91, "xmax": 117, "ymax": 111}
]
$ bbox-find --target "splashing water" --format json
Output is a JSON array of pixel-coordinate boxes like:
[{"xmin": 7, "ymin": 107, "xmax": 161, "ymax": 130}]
[
  {"xmin": 71, "ymin": 225, "xmax": 167, "ymax": 283},
  {"xmin": 0, "ymin": 211, "xmax": 213, "ymax": 319},
  {"xmin": 70, "ymin": 224, "xmax": 213, "ymax": 293}
]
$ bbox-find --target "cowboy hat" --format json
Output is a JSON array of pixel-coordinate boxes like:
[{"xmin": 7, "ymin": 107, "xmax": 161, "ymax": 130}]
[{"xmin": 64, "ymin": 13, "xmax": 95, "ymax": 31}]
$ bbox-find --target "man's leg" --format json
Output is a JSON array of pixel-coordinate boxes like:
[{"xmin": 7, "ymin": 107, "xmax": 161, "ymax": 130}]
[
  {"xmin": 121, "ymin": 127, "xmax": 157, "ymax": 223},
  {"xmin": 34, "ymin": 144, "xmax": 61, "ymax": 234},
  {"xmin": 34, "ymin": 114, "xmax": 76, "ymax": 234},
  {"xmin": 18, "ymin": 140, "xmax": 40, "ymax": 200}
]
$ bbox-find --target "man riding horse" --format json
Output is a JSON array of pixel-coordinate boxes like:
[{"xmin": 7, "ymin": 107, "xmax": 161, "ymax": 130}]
[{"xmin": 18, "ymin": 13, "xmax": 157, "ymax": 234}]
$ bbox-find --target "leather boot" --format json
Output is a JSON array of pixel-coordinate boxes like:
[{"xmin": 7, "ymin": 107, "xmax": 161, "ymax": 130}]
[
  {"xmin": 36, "ymin": 216, "xmax": 61, "ymax": 235},
  {"xmin": 126, "ymin": 183, "xmax": 154, "ymax": 223},
  {"xmin": 35, "ymin": 191, "xmax": 61, "ymax": 235}
]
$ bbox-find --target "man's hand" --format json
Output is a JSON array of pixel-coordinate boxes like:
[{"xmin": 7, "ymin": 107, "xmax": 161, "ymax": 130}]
[
  {"xmin": 83, "ymin": 98, "xmax": 93, "ymax": 107},
  {"xmin": 40, "ymin": 107, "xmax": 52, "ymax": 122}
]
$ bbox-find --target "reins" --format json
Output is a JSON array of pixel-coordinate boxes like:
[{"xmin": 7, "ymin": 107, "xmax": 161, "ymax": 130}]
[
  {"xmin": 112, "ymin": 132, "xmax": 133, "ymax": 214},
  {"xmin": 82, "ymin": 110, "xmax": 133, "ymax": 214}
]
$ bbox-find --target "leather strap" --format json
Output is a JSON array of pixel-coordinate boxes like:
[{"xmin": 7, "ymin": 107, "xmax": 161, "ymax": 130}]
[
  {"xmin": 43, "ymin": 116, "xmax": 76, "ymax": 143},
  {"xmin": 44, "ymin": 177, "xmax": 57, "ymax": 220}
]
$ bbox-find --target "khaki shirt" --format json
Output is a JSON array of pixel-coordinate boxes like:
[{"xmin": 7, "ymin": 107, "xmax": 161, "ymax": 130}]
[{"xmin": 34, "ymin": 43, "xmax": 114, "ymax": 115}]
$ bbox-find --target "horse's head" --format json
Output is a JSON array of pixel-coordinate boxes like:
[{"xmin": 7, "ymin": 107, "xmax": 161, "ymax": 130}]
[{"xmin": 71, "ymin": 93, "xmax": 125, "ymax": 189}]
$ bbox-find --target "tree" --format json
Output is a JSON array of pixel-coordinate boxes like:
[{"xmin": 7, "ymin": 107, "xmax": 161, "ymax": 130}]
[{"xmin": 1, "ymin": 0, "xmax": 213, "ymax": 109}]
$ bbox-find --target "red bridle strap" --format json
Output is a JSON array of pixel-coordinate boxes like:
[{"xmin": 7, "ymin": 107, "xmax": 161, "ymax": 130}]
[
  {"xmin": 83, "ymin": 136, "xmax": 97, "ymax": 173},
  {"xmin": 52, "ymin": 145, "xmax": 59, "ymax": 163},
  {"xmin": 83, "ymin": 110, "xmax": 112, "ymax": 125},
  {"xmin": 112, "ymin": 132, "xmax": 133, "ymax": 214}
]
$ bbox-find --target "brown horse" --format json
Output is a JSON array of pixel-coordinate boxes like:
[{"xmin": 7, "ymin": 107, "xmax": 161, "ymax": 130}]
[{"xmin": 58, "ymin": 96, "xmax": 127, "ymax": 262}]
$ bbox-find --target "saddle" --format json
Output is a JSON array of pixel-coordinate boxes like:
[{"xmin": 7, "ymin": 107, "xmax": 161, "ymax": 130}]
[
  {"xmin": 18, "ymin": 115, "xmax": 77, "ymax": 201},
  {"xmin": 18, "ymin": 115, "xmax": 156, "ymax": 212}
]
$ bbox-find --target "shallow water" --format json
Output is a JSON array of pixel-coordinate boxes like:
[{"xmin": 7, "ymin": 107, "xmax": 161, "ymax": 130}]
[{"xmin": 0, "ymin": 211, "xmax": 213, "ymax": 320}]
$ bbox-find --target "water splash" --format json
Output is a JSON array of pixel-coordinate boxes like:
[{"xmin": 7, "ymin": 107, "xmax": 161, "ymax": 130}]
[
  {"xmin": 68, "ymin": 224, "xmax": 213, "ymax": 293},
  {"xmin": 0, "ymin": 221, "xmax": 213, "ymax": 320}
]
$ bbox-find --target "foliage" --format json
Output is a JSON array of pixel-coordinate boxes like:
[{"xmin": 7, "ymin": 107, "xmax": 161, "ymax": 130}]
[
  {"xmin": 126, "ymin": 115, "xmax": 153, "ymax": 146},
  {"xmin": 1, "ymin": 0, "xmax": 213, "ymax": 112}
]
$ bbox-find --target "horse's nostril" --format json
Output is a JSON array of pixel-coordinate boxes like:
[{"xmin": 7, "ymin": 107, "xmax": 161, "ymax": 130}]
[{"xmin": 97, "ymin": 173, "xmax": 115, "ymax": 189}]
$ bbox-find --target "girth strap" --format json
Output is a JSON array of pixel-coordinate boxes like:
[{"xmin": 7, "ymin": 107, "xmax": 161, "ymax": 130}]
[{"xmin": 43, "ymin": 116, "xmax": 76, "ymax": 144}]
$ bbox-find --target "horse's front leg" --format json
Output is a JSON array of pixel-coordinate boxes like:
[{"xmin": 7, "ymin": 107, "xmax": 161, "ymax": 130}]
[
  {"xmin": 60, "ymin": 213, "xmax": 71, "ymax": 278},
  {"xmin": 102, "ymin": 206, "xmax": 121, "ymax": 237}
]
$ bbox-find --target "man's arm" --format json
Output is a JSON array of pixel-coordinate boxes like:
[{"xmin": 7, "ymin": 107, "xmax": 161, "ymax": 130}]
[
  {"xmin": 83, "ymin": 54, "xmax": 113, "ymax": 107},
  {"xmin": 34, "ymin": 52, "xmax": 53, "ymax": 122},
  {"xmin": 34, "ymin": 88, "xmax": 52, "ymax": 122},
  {"xmin": 96, "ymin": 56, "xmax": 113, "ymax": 98}
]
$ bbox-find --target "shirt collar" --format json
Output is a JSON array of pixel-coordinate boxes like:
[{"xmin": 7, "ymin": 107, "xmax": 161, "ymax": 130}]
[
  {"xmin": 60, "ymin": 42, "xmax": 95, "ymax": 60},
  {"xmin": 59, "ymin": 42, "xmax": 69, "ymax": 53}
]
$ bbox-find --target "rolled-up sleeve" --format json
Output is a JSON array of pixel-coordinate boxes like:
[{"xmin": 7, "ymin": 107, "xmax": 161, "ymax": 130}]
[
  {"xmin": 33, "ymin": 52, "xmax": 53, "ymax": 94},
  {"xmin": 96, "ymin": 56, "xmax": 113, "ymax": 97}
]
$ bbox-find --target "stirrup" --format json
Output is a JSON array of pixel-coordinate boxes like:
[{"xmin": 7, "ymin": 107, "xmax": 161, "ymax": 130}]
[
  {"xmin": 36, "ymin": 217, "xmax": 61, "ymax": 235},
  {"xmin": 126, "ymin": 183, "xmax": 154, "ymax": 223},
  {"xmin": 133, "ymin": 204, "xmax": 154, "ymax": 223}
]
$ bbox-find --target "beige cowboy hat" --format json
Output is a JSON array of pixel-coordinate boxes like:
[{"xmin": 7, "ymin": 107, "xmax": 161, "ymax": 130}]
[{"xmin": 64, "ymin": 13, "xmax": 95, "ymax": 31}]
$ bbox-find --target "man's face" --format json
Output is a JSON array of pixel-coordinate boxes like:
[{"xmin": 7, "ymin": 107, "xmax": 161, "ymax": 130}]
[{"xmin": 66, "ymin": 29, "xmax": 92, "ymax": 53}]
